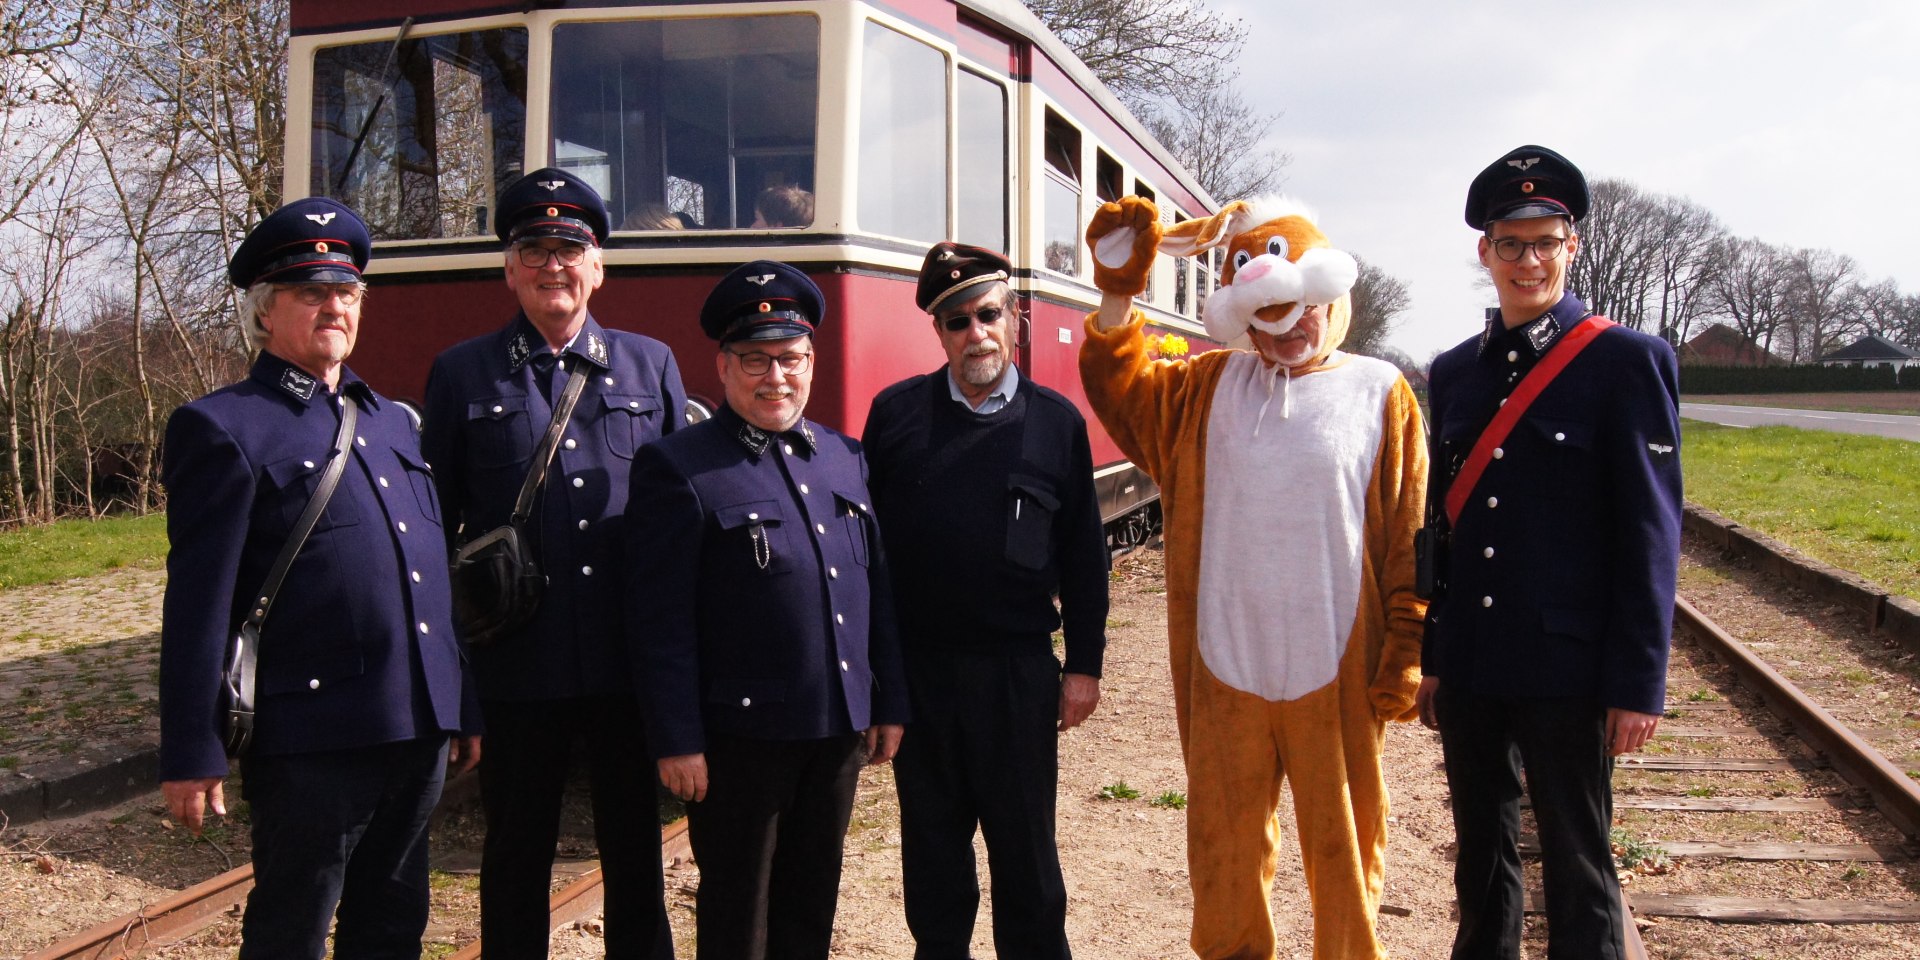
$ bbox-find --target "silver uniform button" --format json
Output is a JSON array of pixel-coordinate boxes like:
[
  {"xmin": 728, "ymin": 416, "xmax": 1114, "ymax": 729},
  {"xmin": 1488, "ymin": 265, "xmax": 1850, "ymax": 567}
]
[
  {"xmin": 356, "ymin": 436, "xmax": 366, "ymax": 447},
  {"xmin": 303, "ymin": 460, "xmax": 315, "ymax": 469},
  {"xmin": 578, "ymin": 519, "xmax": 589, "ymax": 531},
  {"xmin": 581, "ymin": 566, "xmax": 593, "ymax": 576},
  {"xmin": 1482, "ymin": 596, "xmax": 1493, "ymax": 607},
  {"xmin": 564, "ymin": 438, "xmax": 576, "ymax": 450},
  {"xmin": 749, "ymin": 512, "xmax": 759, "ymax": 521},
  {"xmin": 741, "ymin": 697, "xmax": 752, "ymax": 707},
  {"xmin": 1555, "ymin": 432, "xmax": 1566, "ymax": 442},
  {"xmin": 783, "ymin": 444, "xmax": 794, "ymax": 455},
  {"xmin": 379, "ymin": 476, "xmax": 389, "ymax": 487},
  {"xmin": 815, "ymin": 523, "xmax": 826, "ymax": 534},
  {"xmin": 397, "ymin": 521, "xmax": 408, "ymax": 533},
  {"xmin": 800, "ymin": 483, "xmax": 810, "ymax": 494},
  {"xmin": 604, "ymin": 376, "xmax": 614, "ymax": 386},
  {"xmin": 1491, "ymin": 448, "xmax": 1503, "ymax": 460},
  {"xmin": 492, "ymin": 405, "xmax": 504, "ymax": 414},
  {"xmin": 309, "ymin": 679, "xmax": 320, "ymax": 690},
  {"xmin": 840, "ymin": 660, "xmax": 850, "ymax": 671},
  {"xmin": 1507, "ymin": 350, "xmax": 1518, "ymax": 362},
  {"xmin": 1486, "ymin": 496, "xmax": 1498, "ymax": 509},
  {"xmin": 835, "ymin": 613, "xmax": 845, "ymax": 624},
  {"xmin": 1483, "ymin": 547, "xmax": 1495, "ymax": 558},
  {"xmin": 829, "ymin": 567, "xmax": 838, "ymax": 579},
  {"xmin": 629, "ymin": 401, "xmax": 639, "ymax": 408},
  {"xmin": 572, "ymin": 477, "xmax": 584, "ymax": 488},
  {"xmin": 411, "ymin": 570, "xmax": 422, "ymax": 582},
  {"xmin": 1498, "ymin": 398, "xmax": 1507, "ymax": 407},
  {"xmin": 418, "ymin": 621, "xmax": 430, "ymax": 634}
]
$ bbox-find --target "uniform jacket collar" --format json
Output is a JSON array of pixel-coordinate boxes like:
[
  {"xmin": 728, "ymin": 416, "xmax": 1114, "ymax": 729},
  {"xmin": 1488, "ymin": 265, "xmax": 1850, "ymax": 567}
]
[
  {"xmin": 1478, "ymin": 292, "xmax": 1591, "ymax": 362},
  {"xmin": 250, "ymin": 350, "xmax": 377, "ymax": 410},
  {"xmin": 504, "ymin": 312, "xmax": 612, "ymax": 375},
  {"xmin": 716, "ymin": 403, "xmax": 817, "ymax": 458}
]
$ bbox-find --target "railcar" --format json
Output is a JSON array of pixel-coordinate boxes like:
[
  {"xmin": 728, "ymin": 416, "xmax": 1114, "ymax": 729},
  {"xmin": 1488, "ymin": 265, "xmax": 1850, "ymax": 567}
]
[{"xmin": 287, "ymin": 0, "xmax": 1227, "ymax": 549}]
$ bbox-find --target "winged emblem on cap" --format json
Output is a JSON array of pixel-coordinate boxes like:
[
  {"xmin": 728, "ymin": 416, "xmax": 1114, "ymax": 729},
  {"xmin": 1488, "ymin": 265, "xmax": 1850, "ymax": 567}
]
[
  {"xmin": 538, "ymin": 180, "xmax": 566, "ymax": 191},
  {"xmin": 1647, "ymin": 442, "xmax": 1674, "ymax": 455},
  {"xmin": 745, "ymin": 274, "xmax": 775, "ymax": 287},
  {"xmin": 305, "ymin": 212, "xmax": 337, "ymax": 226},
  {"xmin": 1507, "ymin": 157, "xmax": 1541, "ymax": 171}
]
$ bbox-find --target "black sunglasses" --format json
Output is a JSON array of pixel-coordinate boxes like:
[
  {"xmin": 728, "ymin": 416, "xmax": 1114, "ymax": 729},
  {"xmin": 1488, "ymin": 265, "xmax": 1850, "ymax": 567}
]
[{"xmin": 939, "ymin": 305, "xmax": 1007, "ymax": 332}]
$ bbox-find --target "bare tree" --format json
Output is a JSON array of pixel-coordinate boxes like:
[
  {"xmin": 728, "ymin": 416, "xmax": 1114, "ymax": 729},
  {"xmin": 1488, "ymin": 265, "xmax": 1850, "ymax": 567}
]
[
  {"xmin": 1136, "ymin": 75, "xmax": 1286, "ymax": 202},
  {"xmin": 1568, "ymin": 178, "xmax": 1662, "ymax": 331},
  {"xmin": 1346, "ymin": 255, "xmax": 1410, "ymax": 359},
  {"xmin": 1025, "ymin": 0, "xmax": 1248, "ymax": 107},
  {"xmin": 1646, "ymin": 193, "xmax": 1721, "ymax": 345},
  {"xmin": 1781, "ymin": 247, "xmax": 1858, "ymax": 361},
  {"xmin": 1702, "ymin": 236, "xmax": 1790, "ymax": 358}
]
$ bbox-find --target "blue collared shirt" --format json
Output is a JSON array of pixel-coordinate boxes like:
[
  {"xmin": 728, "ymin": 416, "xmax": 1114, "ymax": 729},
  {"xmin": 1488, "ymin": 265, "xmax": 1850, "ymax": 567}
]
[{"xmin": 948, "ymin": 363, "xmax": 1020, "ymax": 415}]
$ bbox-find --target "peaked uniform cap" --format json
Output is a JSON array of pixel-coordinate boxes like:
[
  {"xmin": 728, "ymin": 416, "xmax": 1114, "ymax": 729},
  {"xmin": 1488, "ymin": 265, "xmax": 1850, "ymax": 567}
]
[
  {"xmin": 1465, "ymin": 144, "xmax": 1589, "ymax": 228},
  {"xmin": 700, "ymin": 260, "xmax": 826, "ymax": 344},
  {"xmin": 227, "ymin": 196, "xmax": 372, "ymax": 289},
  {"xmin": 916, "ymin": 241, "xmax": 1012, "ymax": 313},
  {"xmin": 497, "ymin": 167, "xmax": 611, "ymax": 246}
]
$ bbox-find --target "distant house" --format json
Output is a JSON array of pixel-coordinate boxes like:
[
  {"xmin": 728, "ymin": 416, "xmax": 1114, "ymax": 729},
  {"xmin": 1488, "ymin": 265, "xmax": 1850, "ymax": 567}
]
[
  {"xmin": 1680, "ymin": 324, "xmax": 1781, "ymax": 367},
  {"xmin": 1818, "ymin": 334, "xmax": 1920, "ymax": 372}
]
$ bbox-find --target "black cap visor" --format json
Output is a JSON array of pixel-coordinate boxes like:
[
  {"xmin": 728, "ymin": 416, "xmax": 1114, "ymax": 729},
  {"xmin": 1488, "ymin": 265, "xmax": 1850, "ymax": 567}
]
[
  {"xmin": 1486, "ymin": 199, "xmax": 1572, "ymax": 226},
  {"xmin": 508, "ymin": 214, "xmax": 598, "ymax": 247},
  {"xmin": 255, "ymin": 251, "xmax": 363, "ymax": 286},
  {"xmin": 720, "ymin": 311, "xmax": 815, "ymax": 345}
]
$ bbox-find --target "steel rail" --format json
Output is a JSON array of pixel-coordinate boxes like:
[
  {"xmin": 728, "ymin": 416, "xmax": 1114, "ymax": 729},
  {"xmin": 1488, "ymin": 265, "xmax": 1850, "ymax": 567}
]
[
  {"xmin": 1673, "ymin": 594, "xmax": 1920, "ymax": 839},
  {"xmin": 27, "ymin": 819, "xmax": 692, "ymax": 960}
]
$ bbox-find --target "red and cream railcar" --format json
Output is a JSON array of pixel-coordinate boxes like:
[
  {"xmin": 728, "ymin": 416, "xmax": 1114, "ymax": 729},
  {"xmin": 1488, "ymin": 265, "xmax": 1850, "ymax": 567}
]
[{"xmin": 287, "ymin": 0, "xmax": 1226, "ymax": 545}]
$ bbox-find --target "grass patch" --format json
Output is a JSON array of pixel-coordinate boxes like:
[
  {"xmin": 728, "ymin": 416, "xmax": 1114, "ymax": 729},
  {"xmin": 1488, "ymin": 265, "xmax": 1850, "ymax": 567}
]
[
  {"xmin": 1097, "ymin": 781, "xmax": 1141, "ymax": 801},
  {"xmin": 1683, "ymin": 421, "xmax": 1920, "ymax": 598},
  {"xmin": 1149, "ymin": 790, "xmax": 1187, "ymax": 810},
  {"xmin": 0, "ymin": 514, "xmax": 169, "ymax": 588}
]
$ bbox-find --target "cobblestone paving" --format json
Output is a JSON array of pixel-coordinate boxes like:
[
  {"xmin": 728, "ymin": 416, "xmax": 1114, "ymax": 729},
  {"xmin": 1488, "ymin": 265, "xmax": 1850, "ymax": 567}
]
[{"xmin": 0, "ymin": 568, "xmax": 165, "ymax": 774}]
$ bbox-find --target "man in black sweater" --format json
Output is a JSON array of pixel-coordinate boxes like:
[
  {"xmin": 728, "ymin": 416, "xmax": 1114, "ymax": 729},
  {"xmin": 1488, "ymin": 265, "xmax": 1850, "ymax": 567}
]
[{"xmin": 863, "ymin": 241, "xmax": 1109, "ymax": 959}]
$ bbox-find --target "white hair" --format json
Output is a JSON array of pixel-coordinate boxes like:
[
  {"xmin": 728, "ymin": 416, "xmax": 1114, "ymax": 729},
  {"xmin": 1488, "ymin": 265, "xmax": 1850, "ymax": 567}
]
[{"xmin": 1231, "ymin": 195, "xmax": 1321, "ymax": 236}]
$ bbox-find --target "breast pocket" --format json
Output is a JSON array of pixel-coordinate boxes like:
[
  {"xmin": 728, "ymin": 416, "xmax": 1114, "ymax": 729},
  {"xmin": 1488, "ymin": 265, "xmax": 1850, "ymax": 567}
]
[
  {"xmin": 715, "ymin": 500, "xmax": 794, "ymax": 576},
  {"xmin": 1528, "ymin": 416, "xmax": 1597, "ymax": 498},
  {"xmin": 1005, "ymin": 474, "xmax": 1061, "ymax": 571},
  {"xmin": 833, "ymin": 491, "xmax": 873, "ymax": 568},
  {"xmin": 393, "ymin": 446, "xmax": 441, "ymax": 526},
  {"xmin": 601, "ymin": 393, "xmax": 663, "ymax": 460},
  {"xmin": 465, "ymin": 396, "xmax": 533, "ymax": 470},
  {"xmin": 259, "ymin": 454, "xmax": 362, "ymax": 536}
]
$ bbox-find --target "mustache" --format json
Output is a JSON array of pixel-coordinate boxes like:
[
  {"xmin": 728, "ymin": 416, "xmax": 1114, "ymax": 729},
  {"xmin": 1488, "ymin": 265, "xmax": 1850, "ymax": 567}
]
[
  {"xmin": 964, "ymin": 343, "xmax": 1000, "ymax": 358},
  {"xmin": 755, "ymin": 387, "xmax": 795, "ymax": 400}
]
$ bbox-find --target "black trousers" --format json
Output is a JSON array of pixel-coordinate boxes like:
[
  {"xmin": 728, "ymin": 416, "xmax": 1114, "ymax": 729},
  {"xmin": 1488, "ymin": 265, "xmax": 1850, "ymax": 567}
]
[
  {"xmin": 894, "ymin": 647, "xmax": 1069, "ymax": 960},
  {"xmin": 478, "ymin": 696, "xmax": 674, "ymax": 960},
  {"xmin": 239, "ymin": 737, "xmax": 447, "ymax": 960},
  {"xmin": 686, "ymin": 731, "xmax": 865, "ymax": 960},
  {"xmin": 1435, "ymin": 685, "xmax": 1624, "ymax": 960}
]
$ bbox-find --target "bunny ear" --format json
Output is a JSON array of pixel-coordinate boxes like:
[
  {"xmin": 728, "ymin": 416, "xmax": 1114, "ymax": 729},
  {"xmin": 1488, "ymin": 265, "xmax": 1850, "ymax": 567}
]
[{"xmin": 1159, "ymin": 201, "xmax": 1251, "ymax": 258}]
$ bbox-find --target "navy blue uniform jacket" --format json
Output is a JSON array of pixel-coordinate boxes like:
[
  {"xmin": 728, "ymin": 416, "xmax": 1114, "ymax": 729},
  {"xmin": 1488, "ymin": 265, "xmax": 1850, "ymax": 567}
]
[
  {"xmin": 421, "ymin": 314, "xmax": 686, "ymax": 700},
  {"xmin": 1422, "ymin": 293, "xmax": 1683, "ymax": 716},
  {"xmin": 626, "ymin": 406, "xmax": 910, "ymax": 759},
  {"xmin": 160, "ymin": 353, "xmax": 475, "ymax": 782}
]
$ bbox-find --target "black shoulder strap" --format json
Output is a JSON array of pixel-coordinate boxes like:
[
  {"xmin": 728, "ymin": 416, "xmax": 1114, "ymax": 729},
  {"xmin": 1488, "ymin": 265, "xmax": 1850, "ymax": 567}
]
[
  {"xmin": 224, "ymin": 394, "xmax": 359, "ymax": 733},
  {"xmin": 511, "ymin": 363, "xmax": 590, "ymax": 525}
]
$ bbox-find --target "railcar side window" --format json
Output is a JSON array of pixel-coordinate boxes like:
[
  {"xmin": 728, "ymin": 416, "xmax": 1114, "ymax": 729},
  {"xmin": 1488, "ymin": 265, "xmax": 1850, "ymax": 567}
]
[
  {"xmin": 859, "ymin": 22, "xmax": 947, "ymax": 243},
  {"xmin": 311, "ymin": 29, "xmax": 529, "ymax": 241},
  {"xmin": 552, "ymin": 16, "xmax": 819, "ymax": 231},
  {"xmin": 1173, "ymin": 211, "xmax": 1191, "ymax": 316},
  {"xmin": 1042, "ymin": 110, "xmax": 1081, "ymax": 276},
  {"xmin": 956, "ymin": 69, "xmax": 1008, "ymax": 254}
]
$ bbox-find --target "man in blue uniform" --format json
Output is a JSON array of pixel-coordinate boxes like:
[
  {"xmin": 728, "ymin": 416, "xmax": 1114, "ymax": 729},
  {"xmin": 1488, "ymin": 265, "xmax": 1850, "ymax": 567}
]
[
  {"xmin": 159, "ymin": 197, "xmax": 480, "ymax": 960},
  {"xmin": 1415, "ymin": 145, "xmax": 1683, "ymax": 959},
  {"xmin": 421, "ymin": 169, "xmax": 686, "ymax": 959},
  {"xmin": 863, "ymin": 242, "xmax": 1107, "ymax": 959},
  {"xmin": 628, "ymin": 260, "xmax": 909, "ymax": 960}
]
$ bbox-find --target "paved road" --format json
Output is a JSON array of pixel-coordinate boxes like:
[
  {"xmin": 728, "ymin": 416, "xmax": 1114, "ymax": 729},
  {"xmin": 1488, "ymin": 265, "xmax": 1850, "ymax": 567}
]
[{"xmin": 1681, "ymin": 402, "xmax": 1920, "ymax": 442}]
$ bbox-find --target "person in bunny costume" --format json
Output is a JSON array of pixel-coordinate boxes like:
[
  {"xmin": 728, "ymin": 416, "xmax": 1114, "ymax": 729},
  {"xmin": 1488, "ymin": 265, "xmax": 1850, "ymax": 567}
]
[{"xmin": 1078, "ymin": 195, "xmax": 1427, "ymax": 960}]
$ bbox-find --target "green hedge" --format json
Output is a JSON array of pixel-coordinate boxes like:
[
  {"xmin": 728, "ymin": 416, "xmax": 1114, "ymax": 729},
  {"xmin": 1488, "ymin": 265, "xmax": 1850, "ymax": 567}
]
[{"xmin": 1679, "ymin": 363, "xmax": 1920, "ymax": 394}]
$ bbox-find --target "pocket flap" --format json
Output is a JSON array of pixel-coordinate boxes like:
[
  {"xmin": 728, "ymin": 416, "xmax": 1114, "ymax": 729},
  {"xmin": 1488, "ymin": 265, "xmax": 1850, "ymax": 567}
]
[
  {"xmin": 262, "ymin": 650, "xmax": 366, "ymax": 695},
  {"xmin": 1528, "ymin": 416, "xmax": 1594, "ymax": 449},
  {"xmin": 1540, "ymin": 605, "xmax": 1601, "ymax": 642},
  {"xmin": 467, "ymin": 397, "xmax": 527, "ymax": 421},
  {"xmin": 707, "ymin": 677, "xmax": 790, "ymax": 706},
  {"xmin": 601, "ymin": 393, "xmax": 660, "ymax": 416},
  {"xmin": 1008, "ymin": 474, "xmax": 1061, "ymax": 511},
  {"xmin": 716, "ymin": 500, "xmax": 786, "ymax": 530}
]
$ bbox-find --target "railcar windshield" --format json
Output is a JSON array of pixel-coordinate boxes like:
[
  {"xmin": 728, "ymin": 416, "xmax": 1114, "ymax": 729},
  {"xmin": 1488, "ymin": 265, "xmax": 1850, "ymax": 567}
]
[
  {"xmin": 552, "ymin": 14, "xmax": 819, "ymax": 232},
  {"xmin": 312, "ymin": 29, "xmax": 529, "ymax": 241}
]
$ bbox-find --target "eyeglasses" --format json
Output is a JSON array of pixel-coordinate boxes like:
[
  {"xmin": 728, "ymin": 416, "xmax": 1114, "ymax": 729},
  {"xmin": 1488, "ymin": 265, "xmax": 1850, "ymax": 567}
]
[
  {"xmin": 515, "ymin": 243, "xmax": 589, "ymax": 268},
  {"xmin": 1489, "ymin": 236, "xmax": 1569, "ymax": 262},
  {"xmin": 280, "ymin": 283, "xmax": 364, "ymax": 306},
  {"xmin": 729, "ymin": 350, "xmax": 813, "ymax": 376},
  {"xmin": 938, "ymin": 304, "xmax": 1008, "ymax": 332}
]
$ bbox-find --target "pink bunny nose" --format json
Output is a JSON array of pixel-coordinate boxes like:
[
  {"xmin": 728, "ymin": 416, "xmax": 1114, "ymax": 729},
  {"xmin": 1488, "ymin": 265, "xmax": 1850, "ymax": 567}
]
[{"xmin": 1235, "ymin": 257, "xmax": 1273, "ymax": 284}]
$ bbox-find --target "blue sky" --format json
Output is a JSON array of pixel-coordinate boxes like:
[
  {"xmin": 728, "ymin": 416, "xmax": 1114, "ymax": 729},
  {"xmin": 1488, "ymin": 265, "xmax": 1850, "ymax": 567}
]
[{"xmin": 1206, "ymin": 1, "xmax": 1920, "ymax": 359}]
